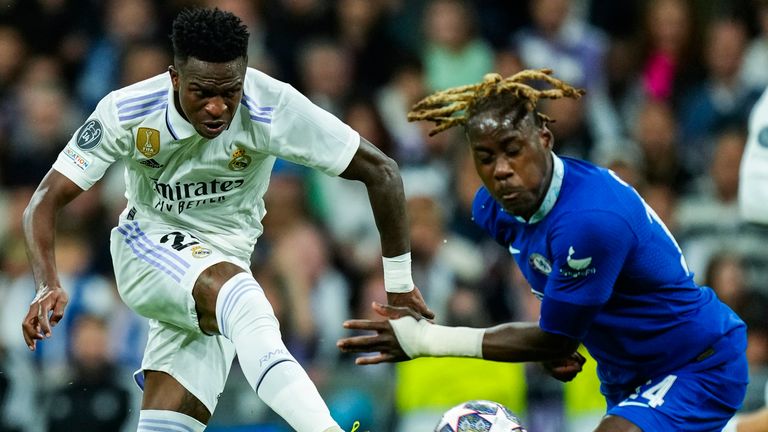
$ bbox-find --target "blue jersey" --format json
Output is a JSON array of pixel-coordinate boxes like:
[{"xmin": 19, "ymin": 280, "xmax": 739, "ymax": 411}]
[{"xmin": 472, "ymin": 155, "xmax": 746, "ymax": 395}]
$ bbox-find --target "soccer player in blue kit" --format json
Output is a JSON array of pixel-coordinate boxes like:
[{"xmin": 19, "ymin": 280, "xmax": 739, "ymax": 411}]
[{"xmin": 338, "ymin": 70, "xmax": 748, "ymax": 431}]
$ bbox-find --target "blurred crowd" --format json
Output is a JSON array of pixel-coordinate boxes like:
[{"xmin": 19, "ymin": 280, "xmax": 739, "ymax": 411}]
[{"xmin": 1, "ymin": 0, "xmax": 768, "ymax": 431}]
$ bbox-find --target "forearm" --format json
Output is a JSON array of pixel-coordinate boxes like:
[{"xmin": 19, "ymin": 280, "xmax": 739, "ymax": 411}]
[
  {"xmin": 22, "ymin": 170, "xmax": 82, "ymax": 289},
  {"xmin": 23, "ymin": 190, "xmax": 61, "ymax": 288},
  {"xmin": 363, "ymin": 157, "xmax": 409, "ymax": 257},
  {"xmin": 482, "ymin": 322, "xmax": 580, "ymax": 362},
  {"xmin": 391, "ymin": 318, "xmax": 578, "ymax": 362}
]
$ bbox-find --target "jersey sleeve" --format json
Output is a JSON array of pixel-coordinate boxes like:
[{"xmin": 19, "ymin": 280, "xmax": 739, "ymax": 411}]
[
  {"xmin": 266, "ymin": 85, "xmax": 360, "ymax": 176},
  {"xmin": 539, "ymin": 210, "xmax": 635, "ymax": 340},
  {"xmin": 52, "ymin": 93, "xmax": 129, "ymax": 190}
]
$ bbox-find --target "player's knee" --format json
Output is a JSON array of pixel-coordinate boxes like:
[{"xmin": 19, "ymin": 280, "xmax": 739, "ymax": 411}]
[{"xmin": 192, "ymin": 262, "xmax": 247, "ymax": 335}]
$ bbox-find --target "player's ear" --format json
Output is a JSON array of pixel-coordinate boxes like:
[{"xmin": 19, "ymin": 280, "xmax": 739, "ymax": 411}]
[
  {"xmin": 168, "ymin": 65, "xmax": 180, "ymax": 91},
  {"xmin": 540, "ymin": 126, "xmax": 554, "ymax": 151}
]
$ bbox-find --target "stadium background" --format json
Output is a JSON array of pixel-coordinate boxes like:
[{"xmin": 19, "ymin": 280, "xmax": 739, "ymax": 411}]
[{"xmin": 0, "ymin": 0, "xmax": 767, "ymax": 431}]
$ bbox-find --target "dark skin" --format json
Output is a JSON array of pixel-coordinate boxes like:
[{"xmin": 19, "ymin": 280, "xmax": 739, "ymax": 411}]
[
  {"xmin": 337, "ymin": 107, "xmax": 642, "ymax": 432},
  {"xmin": 22, "ymin": 55, "xmax": 432, "ymax": 424}
]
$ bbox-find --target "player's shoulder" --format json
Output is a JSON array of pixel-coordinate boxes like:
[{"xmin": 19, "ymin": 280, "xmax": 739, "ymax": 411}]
[
  {"xmin": 243, "ymin": 67, "xmax": 291, "ymax": 103},
  {"xmin": 104, "ymin": 73, "xmax": 170, "ymax": 125},
  {"xmin": 558, "ymin": 157, "xmax": 641, "ymax": 223}
]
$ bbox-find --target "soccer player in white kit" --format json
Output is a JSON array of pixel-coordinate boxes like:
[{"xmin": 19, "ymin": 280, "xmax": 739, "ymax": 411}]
[{"xmin": 20, "ymin": 8, "xmax": 433, "ymax": 432}]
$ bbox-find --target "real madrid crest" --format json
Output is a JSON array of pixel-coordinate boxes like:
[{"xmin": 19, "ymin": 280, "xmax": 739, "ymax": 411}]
[
  {"xmin": 136, "ymin": 127, "xmax": 160, "ymax": 158},
  {"xmin": 229, "ymin": 148, "xmax": 251, "ymax": 171}
]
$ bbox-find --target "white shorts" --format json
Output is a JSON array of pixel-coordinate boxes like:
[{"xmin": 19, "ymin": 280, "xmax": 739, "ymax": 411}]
[{"xmin": 110, "ymin": 219, "xmax": 249, "ymax": 413}]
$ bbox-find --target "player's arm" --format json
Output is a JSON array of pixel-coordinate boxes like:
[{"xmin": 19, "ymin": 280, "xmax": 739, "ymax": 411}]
[
  {"xmin": 339, "ymin": 137, "xmax": 434, "ymax": 319},
  {"xmin": 21, "ymin": 169, "xmax": 84, "ymax": 350},
  {"xmin": 337, "ymin": 302, "xmax": 579, "ymax": 365}
]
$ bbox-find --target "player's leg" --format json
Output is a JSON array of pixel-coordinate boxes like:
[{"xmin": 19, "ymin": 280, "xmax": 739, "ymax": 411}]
[
  {"xmin": 593, "ymin": 415, "xmax": 642, "ymax": 432},
  {"xmin": 139, "ymin": 370, "xmax": 209, "ymax": 431},
  {"xmin": 192, "ymin": 262, "xmax": 342, "ymax": 432}
]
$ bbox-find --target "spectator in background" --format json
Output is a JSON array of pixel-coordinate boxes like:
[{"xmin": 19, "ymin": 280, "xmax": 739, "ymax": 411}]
[
  {"xmin": 421, "ymin": 0, "xmax": 494, "ymax": 91},
  {"xmin": 678, "ymin": 16, "xmax": 761, "ymax": 178},
  {"xmin": 511, "ymin": 0, "xmax": 623, "ymax": 162},
  {"xmin": 635, "ymin": 0, "xmax": 701, "ymax": 104},
  {"xmin": 632, "ymin": 99, "xmax": 690, "ymax": 192},
  {"xmin": 205, "ymin": 0, "xmax": 274, "ymax": 73},
  {"xmin": 76, "ymin": 0, "xmax": 162, "ymax": 111},
  {"xmin": 312, "ymin": 100, "xmax": 395, "ymax": 271},
  {"xmin": 676, "ymin": 129, "xmax": 759, "ymax": 280},
  {"xmin": 263, "ymin": 0, "xmax": 331, "ymax": 83},
  {"xmin": 46, "ymin": 315, "xmax": 131, "ymax": 432},
  {"xmin": 331, "ymin": 0, "xmax": 401, "ymax": 91},
  {"xmin": 375, "ymin": 58, "xmax": 428, "ymax": 164},
  {"xmin": 119, "ymin": 43, "xmax": 172, "ymax": 87},
  {"xmin": 741, "ymin": 0, "xmax": 768, "ymax": 89},
  {"xmin": 704, "ymin": 253, "xmax": 749, "ymax": 313},
  {"xmin": 298, "ymin": 39, "xmax": 353, "ymax": 116}
]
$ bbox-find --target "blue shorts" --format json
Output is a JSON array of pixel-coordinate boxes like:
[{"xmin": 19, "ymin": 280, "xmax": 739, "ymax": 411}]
[{"xmin": 605, "ymin": 353, "xmax": 748, "ymax": 432}]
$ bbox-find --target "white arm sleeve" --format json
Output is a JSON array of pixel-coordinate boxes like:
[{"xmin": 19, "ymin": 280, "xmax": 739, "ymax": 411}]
[
  {"xmin": 52, "ymin": 93, "xmax": 129, "ymax": 190},
  {"xmin": 740, "ymin": 87, "xmax": 768, "ymax": 225},
  {"xmin": 266, "ymin": 85, "xmax": 360, "ymax": 176},
  {"xmin": 389, "ymin": 316, "xmax": 485, "ymax": 359}
]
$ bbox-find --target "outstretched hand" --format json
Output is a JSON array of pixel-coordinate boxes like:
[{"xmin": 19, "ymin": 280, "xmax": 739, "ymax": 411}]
[
  {"xmin": 337, "ymin": 302, "xmax": 422, "ymax": 365},
  {"xmin": 21, "ymin": 285, "xmax": 68, "ymax": 351},
  {"xmin": 540, "ymin": 351, "xmax": 586, "ymax": 382},
  {"xmin": 387, "ymin": 285, "xmax": 434, "ymax": 320}
]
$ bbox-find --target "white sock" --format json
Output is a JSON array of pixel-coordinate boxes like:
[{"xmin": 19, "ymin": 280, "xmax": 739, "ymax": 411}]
[
  {"xmin": 216, "ymin": 273, "xmax": 339, "ymax": 432},
  {"xmin": 137, "ymin": 409, "xmax": 205, "ymax": 432}
]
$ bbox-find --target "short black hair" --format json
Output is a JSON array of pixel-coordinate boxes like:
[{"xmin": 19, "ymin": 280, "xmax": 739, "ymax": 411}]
[{"xmin": 171, "ymin": 7, "xmax": 249, "ymax": 63}]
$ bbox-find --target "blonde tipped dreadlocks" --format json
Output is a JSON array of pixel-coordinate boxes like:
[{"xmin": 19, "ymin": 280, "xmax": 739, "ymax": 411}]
[{"xmin": 407, "ymin": 69, "xmax": 586, "ymax": 136}]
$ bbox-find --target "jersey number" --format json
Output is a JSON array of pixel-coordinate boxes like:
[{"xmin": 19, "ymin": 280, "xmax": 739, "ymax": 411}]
[
  {"xmin": 608, "ymin": 170, "xmax": 690, "ymax": 275},
  {"xmin": 160, "ymin": 231, "xmax": 201, "ymax": 251},
  {"xmin": 627, "ymin": 375, "xmax": 678, "ymax": 408}
]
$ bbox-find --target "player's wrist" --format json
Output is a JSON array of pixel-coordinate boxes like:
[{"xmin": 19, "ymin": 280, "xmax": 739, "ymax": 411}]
[
  {"xmin": 389, "ymin": 316, "xmax": 485, "ymax": 359},
  {"xmin": 383, "ymin": 252, "xmax": 414, "ymax": 293}
]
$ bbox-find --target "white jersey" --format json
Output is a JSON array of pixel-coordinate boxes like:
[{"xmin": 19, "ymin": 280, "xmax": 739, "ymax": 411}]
[
  {"xmin": 740, "ymin": 87, "xmax": 768, "ymax": 225},
  {"xmin": 54, "ymin": 68, "xmax": 360, "ymax": 260}
]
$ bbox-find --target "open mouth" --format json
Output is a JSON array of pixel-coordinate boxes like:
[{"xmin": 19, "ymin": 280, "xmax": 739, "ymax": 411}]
[{"xmin": 202, "ymin": 122, "xmax": 226, "ymax": 135}]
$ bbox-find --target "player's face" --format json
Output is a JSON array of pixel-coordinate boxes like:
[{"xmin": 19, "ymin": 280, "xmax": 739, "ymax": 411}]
[
  {"xmin": 170, "ymin": 57, "xmax": 246, "ymax": 139},
  {"xmin": 467, "ymin": 109, "xmax": 553, "ymax": 219}
]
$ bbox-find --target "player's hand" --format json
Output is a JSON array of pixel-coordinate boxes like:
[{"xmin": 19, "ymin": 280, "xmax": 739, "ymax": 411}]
[
  {"xmin": 337, "ymin": 301, "xmax": 422, "ymax": 365},
  {"xmin": 21, "ymin": 285, "xmax": 68, "ymax": 351},
  {"xmin": 540, "ymin": 351, "xmax": 586, "ymax": 382},
  {"xmin": 387, "ymin": 285, "xmax": 435, "ymax": 320}
]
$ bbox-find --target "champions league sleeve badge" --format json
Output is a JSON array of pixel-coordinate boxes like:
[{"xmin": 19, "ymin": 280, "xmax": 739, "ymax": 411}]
[{"xmin": 75, "ymin": 119, "xmax": 104, "ymax": 151}]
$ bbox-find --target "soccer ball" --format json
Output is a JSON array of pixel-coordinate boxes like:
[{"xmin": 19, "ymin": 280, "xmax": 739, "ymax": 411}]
[{"xmin": 434, "ymin": 400, "xmax": 527, "ymax": 432}]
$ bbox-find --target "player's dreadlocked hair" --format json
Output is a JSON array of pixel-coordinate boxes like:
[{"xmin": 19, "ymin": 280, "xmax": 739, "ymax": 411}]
[
  {"xmin": 408, "ymin": 69, "xmax": 586, "ymax": 136},
  {"xmin": 171, "ymin": 8, "xmax": 249, "ymax": 63}
]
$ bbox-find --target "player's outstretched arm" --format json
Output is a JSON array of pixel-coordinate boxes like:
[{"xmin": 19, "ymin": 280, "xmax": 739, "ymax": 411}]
[
  {"xmin": 339, "ymin": 137, "xmax": 434, "ymax": 319},
  {"xmin": 338, "ymin": 302, "xmax": 579, "ymax": 366},
  {"xmin": 21, "ymin": 169, "xmax": 83, "ymax": 350}
]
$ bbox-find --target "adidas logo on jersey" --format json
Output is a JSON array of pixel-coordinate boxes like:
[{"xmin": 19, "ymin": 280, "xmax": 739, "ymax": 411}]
[{"xmin": 139, "ymin": 159, "xmax": 164, "ymax": 169}]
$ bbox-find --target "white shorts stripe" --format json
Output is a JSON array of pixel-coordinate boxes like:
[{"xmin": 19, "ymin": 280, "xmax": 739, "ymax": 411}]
[
  {"xmin": 117, "ymin": 226, "xmax": 183, "ymax": 282},
  {"xmin": 127, "ymin": 222, "xmax": 191, "ymax": 270}
]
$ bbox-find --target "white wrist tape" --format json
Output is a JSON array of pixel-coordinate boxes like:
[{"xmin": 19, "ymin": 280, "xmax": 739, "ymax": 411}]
[
  {"xmin": 389, "ymin": 316, "xmax": 485, "ymax": 358},
  {"xmin": 383, "ymin": 252, "xmax": 415, "ymax": 293}
]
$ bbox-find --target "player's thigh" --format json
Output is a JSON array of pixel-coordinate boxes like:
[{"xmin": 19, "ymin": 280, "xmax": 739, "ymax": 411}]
[
  {"xmin": 606, "ymin": 356, "xmax": 748, "ymax": 431},
  {"xmin": 135, "ymin": 318, "xmax": 237, "ymax": 415},
  {"xmin": 142, "ymin": 370, "xmax": 211, "ymax": 424},
  {"xmin": 110, "ymin": 220, "xmax": 248, "ymax": 331}
]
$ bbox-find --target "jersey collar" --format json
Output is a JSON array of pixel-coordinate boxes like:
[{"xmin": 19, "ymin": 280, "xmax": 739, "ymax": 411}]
[
  {"xmin": 165, "ymin": 86, "xmax": 198, "ymax": 140},
  {"xmin": 513, "ymin": 152, "xmax": 564, "ymax": 224}
]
